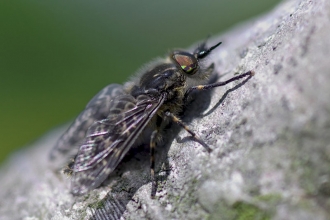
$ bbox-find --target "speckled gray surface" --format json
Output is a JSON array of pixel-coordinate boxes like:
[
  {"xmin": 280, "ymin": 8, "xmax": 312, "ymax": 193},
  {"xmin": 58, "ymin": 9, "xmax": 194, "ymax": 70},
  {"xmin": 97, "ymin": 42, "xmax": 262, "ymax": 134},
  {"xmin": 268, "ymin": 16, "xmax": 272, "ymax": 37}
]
[{"xmin": 1, "ymin": 0, "xmax": 330, "ymax": 219}]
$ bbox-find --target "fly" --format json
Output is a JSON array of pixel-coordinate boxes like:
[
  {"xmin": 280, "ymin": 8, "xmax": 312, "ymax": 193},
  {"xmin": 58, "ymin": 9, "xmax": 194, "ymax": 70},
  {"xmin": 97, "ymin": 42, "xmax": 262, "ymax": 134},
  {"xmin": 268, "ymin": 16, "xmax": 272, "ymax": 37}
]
[{"xmin": 50, "ymin": 41, "xmax": 254, "ymax": 198}]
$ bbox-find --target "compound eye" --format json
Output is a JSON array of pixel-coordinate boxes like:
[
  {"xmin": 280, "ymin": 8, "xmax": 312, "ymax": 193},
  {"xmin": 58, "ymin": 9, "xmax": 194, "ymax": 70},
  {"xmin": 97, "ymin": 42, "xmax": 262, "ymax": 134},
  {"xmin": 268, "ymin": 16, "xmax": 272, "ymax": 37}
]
[{"xmin": 173, "ymin": 52, "xmax": 198, "ymax": 74}]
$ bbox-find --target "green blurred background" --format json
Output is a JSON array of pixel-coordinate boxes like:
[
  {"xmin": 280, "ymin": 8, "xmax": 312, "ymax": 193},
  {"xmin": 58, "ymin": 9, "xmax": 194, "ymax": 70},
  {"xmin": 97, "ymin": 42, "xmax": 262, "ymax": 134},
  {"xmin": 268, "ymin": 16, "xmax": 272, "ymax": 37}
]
[{"xmin": 0, "ymin": 0, "xmax": 281, "ymax": 164}]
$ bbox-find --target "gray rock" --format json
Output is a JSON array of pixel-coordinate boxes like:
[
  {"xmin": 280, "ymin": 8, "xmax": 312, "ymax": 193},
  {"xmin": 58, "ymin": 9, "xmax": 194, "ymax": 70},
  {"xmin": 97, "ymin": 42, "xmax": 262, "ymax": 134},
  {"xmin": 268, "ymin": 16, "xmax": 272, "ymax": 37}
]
[{"xmin": 1, "ymin": 0, "xmax": 330, "ymax": 219}]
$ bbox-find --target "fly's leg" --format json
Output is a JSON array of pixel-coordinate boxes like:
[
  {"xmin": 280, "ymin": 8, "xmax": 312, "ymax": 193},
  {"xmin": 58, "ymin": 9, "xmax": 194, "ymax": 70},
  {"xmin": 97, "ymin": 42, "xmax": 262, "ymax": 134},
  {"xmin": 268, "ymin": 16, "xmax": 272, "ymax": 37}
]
[
  {"xmin": 150, "ymin": 114, "xmax": 168, "ymax": 198},
  {"xmin": 165, "ymin": 111, "xmax": 212, "ymax": 153},
  {"xmin": 62, "ymin": 157, "xmax": 75, "ymax": 176},
  {"xmin": 184, "ymin": 70, "xmax": 255, "ymax": 100},
  {"xmin": 150, "ymin": 130, "xmax": 158, "ymax": 199}
]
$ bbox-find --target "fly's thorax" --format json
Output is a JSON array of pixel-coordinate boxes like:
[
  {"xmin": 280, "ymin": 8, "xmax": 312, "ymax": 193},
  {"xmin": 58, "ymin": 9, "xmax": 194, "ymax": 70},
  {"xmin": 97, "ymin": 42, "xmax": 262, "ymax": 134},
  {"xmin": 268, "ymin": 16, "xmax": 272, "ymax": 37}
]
[
  {"xmin": 139, "ymin": 63, "xmax": 181, "ymax": 90},
  {"xmin": 128, "ymin": 60, "xmax": 186, "ymax": 104},
  {"xmin": 135, "ymin": 57, "xmax": 188, "ymax": 115}
]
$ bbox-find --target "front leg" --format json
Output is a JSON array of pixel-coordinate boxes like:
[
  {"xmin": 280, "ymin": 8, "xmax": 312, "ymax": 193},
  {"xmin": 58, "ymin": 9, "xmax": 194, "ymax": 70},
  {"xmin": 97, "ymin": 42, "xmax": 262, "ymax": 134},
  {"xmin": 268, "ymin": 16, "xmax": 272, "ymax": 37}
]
[
  {"xmin": 184, "ymin": 70, "xmax": 254, "ymax": 101},
  {"xmin": 164, "ymin": 111, "xmax": 212, "ymax": 153}
]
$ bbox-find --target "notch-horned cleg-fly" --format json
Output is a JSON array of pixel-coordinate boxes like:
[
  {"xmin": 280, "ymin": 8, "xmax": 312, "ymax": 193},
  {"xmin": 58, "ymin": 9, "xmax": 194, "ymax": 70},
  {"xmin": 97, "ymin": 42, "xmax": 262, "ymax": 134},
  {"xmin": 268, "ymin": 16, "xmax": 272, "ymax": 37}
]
[{"xmin": 50, "ymin": 41, "xmax": 254, "ymax": 198}]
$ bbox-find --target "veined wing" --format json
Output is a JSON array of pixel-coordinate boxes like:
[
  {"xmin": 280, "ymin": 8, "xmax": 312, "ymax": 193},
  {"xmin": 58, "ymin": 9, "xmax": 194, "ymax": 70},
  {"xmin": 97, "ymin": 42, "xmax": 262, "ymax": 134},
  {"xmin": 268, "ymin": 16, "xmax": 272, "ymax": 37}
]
[
  {"xmin": 50, "ymin": 84, "xmax": 125, "ymax": 160},
  {"xmin": 71, "ymin": 93, "xmax": 166, "ymax": 195}
]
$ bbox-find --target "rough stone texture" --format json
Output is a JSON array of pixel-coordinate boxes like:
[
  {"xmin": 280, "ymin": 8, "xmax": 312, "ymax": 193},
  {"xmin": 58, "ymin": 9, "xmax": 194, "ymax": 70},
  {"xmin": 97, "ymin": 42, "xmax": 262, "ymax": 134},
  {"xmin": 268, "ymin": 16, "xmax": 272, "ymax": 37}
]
[{"xmin": 1, "ymin": 0, "xmax": 330, "ymax": 219}]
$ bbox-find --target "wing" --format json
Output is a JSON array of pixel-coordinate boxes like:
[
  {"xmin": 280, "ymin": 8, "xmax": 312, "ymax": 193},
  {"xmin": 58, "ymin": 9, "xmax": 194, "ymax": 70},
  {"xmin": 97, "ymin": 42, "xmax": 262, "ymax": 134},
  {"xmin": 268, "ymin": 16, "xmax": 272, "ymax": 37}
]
[
  {"xmin": 70, "ymin": 92, "xmax": 166, "ymax": 196},
  {"xmin": 50, "ymin": 84, "xmax": 125, "ymax": 161}
]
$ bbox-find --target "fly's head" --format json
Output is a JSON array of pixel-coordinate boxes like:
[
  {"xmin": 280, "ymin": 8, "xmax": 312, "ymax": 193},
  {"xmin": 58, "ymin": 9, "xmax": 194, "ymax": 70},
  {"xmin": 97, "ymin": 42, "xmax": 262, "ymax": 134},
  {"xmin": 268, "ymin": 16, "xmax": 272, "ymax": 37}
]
[
  {"xmin": 137, "ymin": 42, "xmax": 221, "ymax": 100},
  {"xmin": 171, "ymin": 41, "xmax": 222, "ymax": 89}
]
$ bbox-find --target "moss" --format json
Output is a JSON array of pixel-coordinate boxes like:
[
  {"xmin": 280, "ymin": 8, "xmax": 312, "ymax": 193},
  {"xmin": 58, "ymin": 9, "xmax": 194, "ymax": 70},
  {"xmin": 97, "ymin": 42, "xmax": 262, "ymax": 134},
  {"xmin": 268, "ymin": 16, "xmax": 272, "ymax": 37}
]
[
  {"xmin": 111, "ymin": 180, "xmax": 130, "ymax": 193},
  {"xmin": 233, "ymin": 202, "xmax": 270, "ymax": 220},
  {"xmin": 82, "ymin": 193, "xmax": 91, "ymax": 201},
  {"xmin": 296, "ymin": 159, "xmax": 317, "ymax": 194},
  {"xmin": 208, "ymin": 199, "xmax": 274, "ymax": 220},
  {"xmin": 256, "ymin": 193, "xmax": 282, "ymax": 206},
  {"xmin": 165, "ymin": 176, "xmax": 207, "ymax": 218},
  {"xmin": 88, "ymin": 199, "xmax": 106, "ymax": 210},
  {"xmin": 207, "ymin": 202, "xmax": 270, "ymax": 220}
]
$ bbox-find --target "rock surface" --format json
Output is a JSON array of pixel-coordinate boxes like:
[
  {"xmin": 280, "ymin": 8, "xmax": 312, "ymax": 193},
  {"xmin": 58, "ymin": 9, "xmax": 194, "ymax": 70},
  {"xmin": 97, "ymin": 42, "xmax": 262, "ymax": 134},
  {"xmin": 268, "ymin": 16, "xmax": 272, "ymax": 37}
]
[{"xmin": 1, "ymin": 0, "xmax": 330, "ymax": 219}]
